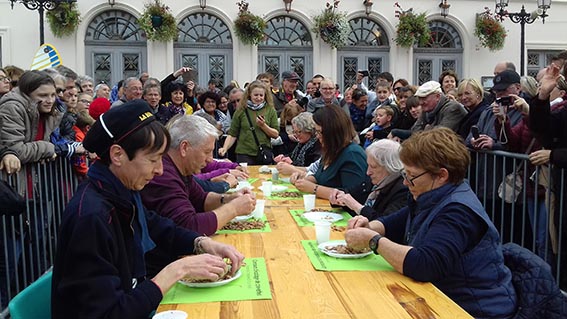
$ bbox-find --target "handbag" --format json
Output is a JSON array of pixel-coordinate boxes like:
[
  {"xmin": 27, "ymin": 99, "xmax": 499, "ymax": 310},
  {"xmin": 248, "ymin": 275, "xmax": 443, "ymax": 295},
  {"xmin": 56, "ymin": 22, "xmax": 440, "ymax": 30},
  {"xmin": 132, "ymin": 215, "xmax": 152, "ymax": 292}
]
[
  {"xmin": 243, "ymin": 109, "xmax": 274, "ymax": 165},
  {"xmin": 0, "ymin": 179, "xmax": 26, "ymax": 216},
  {"xmin": 497, "ymin": 138, "xmax": 536, "ymax": 203}
]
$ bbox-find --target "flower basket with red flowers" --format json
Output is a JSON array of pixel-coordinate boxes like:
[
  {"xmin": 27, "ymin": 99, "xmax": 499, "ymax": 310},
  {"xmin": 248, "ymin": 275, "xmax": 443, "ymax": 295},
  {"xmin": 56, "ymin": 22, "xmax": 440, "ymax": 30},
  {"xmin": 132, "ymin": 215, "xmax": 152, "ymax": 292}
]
[{"xmin": 475, "ymin": 8, "xmax": 507, "ymax": 51}]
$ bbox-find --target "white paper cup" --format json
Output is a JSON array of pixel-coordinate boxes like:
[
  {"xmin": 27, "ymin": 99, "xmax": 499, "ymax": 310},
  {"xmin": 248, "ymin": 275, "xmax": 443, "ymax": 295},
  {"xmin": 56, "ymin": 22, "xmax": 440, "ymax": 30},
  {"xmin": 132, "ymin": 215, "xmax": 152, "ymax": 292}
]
[
  {"xmin": 253, "ymin": 199, "xmax": 265, "ymax": 219},
  {"xmin": 303, "ymin": 194, "xmax": 316, "ymax": 211},
  {"xmin": 238, "ymin": 181, "xmax": 251, "ymax": 189},
  {"xmin": 262, "ymin": 181, "xmax": 273, "ymax": 197},
  {"xmin": 314, "ymin": 221, "xmax": 331, "ymax": 244},
  {"xmin": 152, "ymin": 310, "xmax": 188, "ymax": 319},
  {"xmin": 239, "ymin": 162, "xmax": 248, "ymax": 168}
]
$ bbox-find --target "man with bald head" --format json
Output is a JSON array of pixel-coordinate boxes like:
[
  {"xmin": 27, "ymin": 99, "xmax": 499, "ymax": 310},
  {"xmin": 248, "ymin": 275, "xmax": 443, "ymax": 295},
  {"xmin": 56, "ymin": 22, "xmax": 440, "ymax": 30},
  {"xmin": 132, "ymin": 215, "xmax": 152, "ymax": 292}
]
[{"xmin": 493, "ymin": 61, "xmax": 516, "ymax": 76}]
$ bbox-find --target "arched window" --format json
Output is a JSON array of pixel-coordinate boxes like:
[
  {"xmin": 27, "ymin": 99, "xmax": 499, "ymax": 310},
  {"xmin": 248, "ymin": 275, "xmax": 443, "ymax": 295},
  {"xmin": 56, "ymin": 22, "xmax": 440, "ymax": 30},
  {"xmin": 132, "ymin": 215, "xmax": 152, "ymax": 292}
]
[
  {"xmin": 259, "ymin": 16, "xmax": 312, "ymax": 90},
  {"xmin": 339, "ymin": 17, "xmax": 389, "ymax": 91},
  {"xmin": 175, "ymin": 13, "xmax": 232, "ymax": 89},
  {"xmin": 414, "ymin": 20, "xmax": 463, "ymax": 85},
  {"xmin": 85, "ymin": 10, "xmax": 146, "ymax": 85}
]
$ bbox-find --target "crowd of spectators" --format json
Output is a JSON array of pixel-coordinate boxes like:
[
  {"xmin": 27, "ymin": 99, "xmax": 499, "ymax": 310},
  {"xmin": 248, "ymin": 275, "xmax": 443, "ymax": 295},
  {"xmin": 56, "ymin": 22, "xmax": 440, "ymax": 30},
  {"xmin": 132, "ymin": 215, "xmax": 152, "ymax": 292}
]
[{"xmin": 1, "ymin": 51, "xmax": 567, "ymax": 315}]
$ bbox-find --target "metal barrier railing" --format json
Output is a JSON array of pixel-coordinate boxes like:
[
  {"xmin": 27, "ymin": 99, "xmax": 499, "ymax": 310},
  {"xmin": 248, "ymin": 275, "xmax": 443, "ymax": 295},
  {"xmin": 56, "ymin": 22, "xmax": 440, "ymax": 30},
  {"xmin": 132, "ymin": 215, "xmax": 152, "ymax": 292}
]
[{"xmin": 0, "ymin": 150, "xmax": 565, "ymax": 316}]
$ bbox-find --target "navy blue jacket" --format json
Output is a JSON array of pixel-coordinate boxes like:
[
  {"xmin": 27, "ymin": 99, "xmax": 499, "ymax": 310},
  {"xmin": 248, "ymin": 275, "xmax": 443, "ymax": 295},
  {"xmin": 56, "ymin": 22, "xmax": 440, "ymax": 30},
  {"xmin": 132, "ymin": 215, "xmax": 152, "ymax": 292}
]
[{"xmin": 52, "ymin": 162, "xmax": 199, "ymax": 319}]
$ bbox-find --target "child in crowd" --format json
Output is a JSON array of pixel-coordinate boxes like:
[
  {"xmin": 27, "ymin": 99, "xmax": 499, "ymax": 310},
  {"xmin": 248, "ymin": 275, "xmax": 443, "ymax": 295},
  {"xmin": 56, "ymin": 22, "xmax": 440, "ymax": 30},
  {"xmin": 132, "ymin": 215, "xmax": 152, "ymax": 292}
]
[
  {"xmin": 364, "ymin": 106, "xmax": 394, "ymax": 148},
  {"xmin": 366, "ymin": 80, "xmax": 398, "ymax": 127},
  {"xmin": 219, "ymin": 81, "xmax": 279, "ymax": 164},
  {"xmin": 71, "ymin": 110, "xmax": 95, "ymax": 178}
]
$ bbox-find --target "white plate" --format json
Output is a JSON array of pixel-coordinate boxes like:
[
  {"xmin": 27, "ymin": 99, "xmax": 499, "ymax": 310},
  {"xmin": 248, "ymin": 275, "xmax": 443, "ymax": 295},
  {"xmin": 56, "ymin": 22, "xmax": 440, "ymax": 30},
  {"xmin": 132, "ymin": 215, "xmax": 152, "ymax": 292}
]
[
  {"xmin": 318, "ymin": 240, "xmax": 373, "ymax": 259},
  {"xmin": 279, "ymin": 177, "xmax": 291, "ymax": 183},
  {"xmin": 232, "ymin": 213, "xmax": 254, "ymax": 222},
  {"xmin": 260, "ymin": 185, "xmax": 288, "ymax": 193},
  {"xmin": 178, "ymin": 269, "xmax": 242, "ymax": 288},
  {"xmin": 227, "ymin": 185, "xmax": 255, "ymax": 193},
  {"xmin": 302, "ymin": 212, "xmax": 343, "ymax": 223}
]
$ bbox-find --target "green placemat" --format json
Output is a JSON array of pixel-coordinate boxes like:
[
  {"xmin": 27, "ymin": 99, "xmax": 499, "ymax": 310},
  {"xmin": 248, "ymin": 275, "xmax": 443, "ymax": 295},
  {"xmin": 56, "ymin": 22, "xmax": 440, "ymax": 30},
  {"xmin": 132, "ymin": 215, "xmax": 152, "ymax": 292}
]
[
  {"xmin": 161, "ymin": 257, "xmax": 272, "ymax": 304},
  {"xmin": 289, "ymin": 209, "xmax": 351, "ymax": 227},
  {"xmin": 247, "ymin": 178, "xmax": 259, "ymax": 184},
  {"xmin": 216, "ymin": 215, "xmax": 271, "ymax": 234},
  {"xmin": 301, "ymin": 240, "xmax": 394, "ymax": 272}
]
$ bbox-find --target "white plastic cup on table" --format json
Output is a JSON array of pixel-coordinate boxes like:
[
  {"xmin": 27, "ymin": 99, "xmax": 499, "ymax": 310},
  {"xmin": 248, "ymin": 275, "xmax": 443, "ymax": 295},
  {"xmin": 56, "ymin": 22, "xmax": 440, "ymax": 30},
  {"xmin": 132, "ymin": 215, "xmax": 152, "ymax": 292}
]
[
  {"xmin": 271, "ymin": 168, "xmax": 279, "ymax": 182},
  {"xmin": 253, "ymin": 199, "xmax": 265, "ymax": 219},
  {"xmin": 303, "ymin": 194, "xmax": 316, "ymax": 212},
  {"xmin": 239, "ymin": 162, "xmax": 248, "ymax": 169},
  {"xmin": 152, "ymin": 310, "xmax": 188, "ymax": 319},
  {"xmin": 314, "ymin": 221, "xmax": 331, "ymax": 244},
  {"xmin": 262, "ymin": 181, "xmax": 273, "ymax": 197},
  {"xmin": 238, "ymin": 181, "xmax": 251, "ymax": 189}
]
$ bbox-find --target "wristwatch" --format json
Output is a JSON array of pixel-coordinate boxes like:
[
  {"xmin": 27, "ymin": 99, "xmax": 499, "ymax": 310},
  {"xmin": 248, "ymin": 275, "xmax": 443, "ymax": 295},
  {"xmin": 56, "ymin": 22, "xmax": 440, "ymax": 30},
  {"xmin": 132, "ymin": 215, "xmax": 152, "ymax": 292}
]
[{"xmin": 369, "ymin": 234, "xmax": 383, "ymax": 255}]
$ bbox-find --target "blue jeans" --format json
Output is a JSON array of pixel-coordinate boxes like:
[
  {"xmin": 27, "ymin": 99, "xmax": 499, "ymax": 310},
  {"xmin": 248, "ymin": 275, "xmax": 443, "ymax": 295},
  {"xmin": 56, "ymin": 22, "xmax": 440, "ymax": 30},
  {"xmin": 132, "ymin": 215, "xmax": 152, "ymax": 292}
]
[{"xmin": 526, "ymin": 198, "xmax": 552, "ymax": 263}]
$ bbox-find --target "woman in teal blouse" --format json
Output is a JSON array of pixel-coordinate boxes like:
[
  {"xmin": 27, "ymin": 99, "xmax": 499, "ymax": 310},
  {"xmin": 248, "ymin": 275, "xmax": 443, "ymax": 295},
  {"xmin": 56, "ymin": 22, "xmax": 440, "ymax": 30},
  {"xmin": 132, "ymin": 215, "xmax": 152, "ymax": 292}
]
[{"xmin": 294, "ymin": 105, "xmax": 368, "ymax": 199}]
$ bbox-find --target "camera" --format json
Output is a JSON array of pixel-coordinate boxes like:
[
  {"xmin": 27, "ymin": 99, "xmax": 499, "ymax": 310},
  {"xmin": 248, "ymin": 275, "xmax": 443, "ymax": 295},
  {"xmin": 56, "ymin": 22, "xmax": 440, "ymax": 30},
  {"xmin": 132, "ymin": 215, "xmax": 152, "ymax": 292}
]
[
  {"xmin": 496, "ymin": 96, "xmax": 513, "ymax": 106},
  {"xmin": 296, "ymin": 97, "xmax": 309, "ymax": 108},
  {"xmin": 470, "ymin": 125, "xmax": 480, "ymax": 139},
  {"xmin": 359, "ymin": 70, "xmax": 369, "ymax": 77}
]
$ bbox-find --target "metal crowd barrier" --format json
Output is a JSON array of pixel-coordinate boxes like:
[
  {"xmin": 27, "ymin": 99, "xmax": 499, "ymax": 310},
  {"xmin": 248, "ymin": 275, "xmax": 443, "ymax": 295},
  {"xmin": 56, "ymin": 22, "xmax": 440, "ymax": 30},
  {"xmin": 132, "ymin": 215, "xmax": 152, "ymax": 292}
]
[{"xmin": 0, "ymin": 150, "xmax": 565, "ymax": 316}]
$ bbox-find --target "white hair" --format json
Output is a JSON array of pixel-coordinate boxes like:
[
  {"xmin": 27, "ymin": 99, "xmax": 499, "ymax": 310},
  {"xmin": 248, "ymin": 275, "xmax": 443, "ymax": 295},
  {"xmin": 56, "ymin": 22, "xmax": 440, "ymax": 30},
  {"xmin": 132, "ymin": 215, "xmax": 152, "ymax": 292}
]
[
  {"xmin": 366, "ymin": 139, "xmax": 403, "ymax": 174},
  {"xmin": 168, "ymin": 115, "xmax": 219, "ymax": 149}
]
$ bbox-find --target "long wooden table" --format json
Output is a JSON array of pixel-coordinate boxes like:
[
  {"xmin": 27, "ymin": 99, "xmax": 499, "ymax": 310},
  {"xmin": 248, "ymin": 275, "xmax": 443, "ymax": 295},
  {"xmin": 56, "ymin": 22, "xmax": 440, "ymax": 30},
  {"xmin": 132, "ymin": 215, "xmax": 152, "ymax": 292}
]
[{"xmin": 157, "ymin": 168, "xmax": 473, "ymax": 318}]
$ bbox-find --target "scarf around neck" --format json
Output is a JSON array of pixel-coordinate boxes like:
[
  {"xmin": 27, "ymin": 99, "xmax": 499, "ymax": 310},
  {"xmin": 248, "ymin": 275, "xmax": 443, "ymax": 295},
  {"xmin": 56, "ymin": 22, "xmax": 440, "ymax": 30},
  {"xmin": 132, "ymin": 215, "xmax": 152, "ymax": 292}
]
[{"xmin": 246, "ymin": 100, "xmax": 266, "ymax": 111}]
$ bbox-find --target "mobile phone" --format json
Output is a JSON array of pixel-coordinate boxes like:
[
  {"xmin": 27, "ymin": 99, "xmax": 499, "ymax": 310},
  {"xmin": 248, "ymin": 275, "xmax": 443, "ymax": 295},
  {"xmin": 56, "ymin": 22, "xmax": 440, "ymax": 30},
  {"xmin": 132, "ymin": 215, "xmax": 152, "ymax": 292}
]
[
  {"xmin": 182, "ymin": 69, "xmax": 198, "ymax": 83},
  {"xmin": 496, "ymin": 96, "xmax": 513, "ymax": 106},
  {"xmin": 470, "ymin": 125, "xmax": 480, "ymax": 139},
  {"xmin": 359, "ymin": 70, "xmax": 370, "ymax": 77}
]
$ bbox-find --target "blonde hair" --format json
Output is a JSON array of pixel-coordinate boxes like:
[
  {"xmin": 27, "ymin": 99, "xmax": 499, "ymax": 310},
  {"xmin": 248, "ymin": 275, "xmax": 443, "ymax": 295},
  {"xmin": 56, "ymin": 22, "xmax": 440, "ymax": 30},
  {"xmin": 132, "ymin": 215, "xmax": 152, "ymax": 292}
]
[{"xmin": 238, "ymin": 80, "xmax": 274, "ymax": 110}]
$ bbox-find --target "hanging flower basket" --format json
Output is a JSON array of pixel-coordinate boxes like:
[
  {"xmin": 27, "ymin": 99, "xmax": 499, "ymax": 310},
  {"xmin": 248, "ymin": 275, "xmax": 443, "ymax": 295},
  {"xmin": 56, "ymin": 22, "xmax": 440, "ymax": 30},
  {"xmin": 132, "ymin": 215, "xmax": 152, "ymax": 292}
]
[
  {"xmin": 312, "ymin": 0, "xmax": 351, "ymax": 49},
  {"xmin": 138, "ymin": 0, "xmax": 178, "ymax": 42},
  {"xmin": 393, "ymin": 2, "xmax": 430, "ymax": 48},
  {"xmin": 46, "ymin": 2, "xmax": 81, "ymax": 38},
  {"xmin": 234, "ymin": 1, "xmax": 267, "ymax": 46},
  {"xmin": 475, "ymin": 8, "xmax": 507, "ymax": 51}
]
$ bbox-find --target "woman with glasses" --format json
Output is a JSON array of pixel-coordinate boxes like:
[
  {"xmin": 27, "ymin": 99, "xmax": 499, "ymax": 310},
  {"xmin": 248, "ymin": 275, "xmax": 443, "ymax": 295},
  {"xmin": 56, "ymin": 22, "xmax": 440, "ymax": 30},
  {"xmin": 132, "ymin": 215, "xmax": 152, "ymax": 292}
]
[
  {"xmin": 293, "ymin": 105, "xmax": 368, "ymax": 199},
  {"xmin": 345, "ymin": 128, "xmax": 516, "ymax": 319},
  {"xmin": 329, "ymin": 139, "xmax": 407, "ymax": 220},
  {"xmin": 275, "ymin": 111, "xmax": 321, "ymax": 171}
]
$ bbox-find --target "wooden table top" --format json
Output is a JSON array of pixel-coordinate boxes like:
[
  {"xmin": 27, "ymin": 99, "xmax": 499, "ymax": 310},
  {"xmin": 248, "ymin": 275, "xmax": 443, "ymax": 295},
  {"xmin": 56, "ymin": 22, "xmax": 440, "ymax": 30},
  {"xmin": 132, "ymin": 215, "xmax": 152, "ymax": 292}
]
[{"xmin": 157, "ymin": 167, "xmax": 473, "ymax": 319}]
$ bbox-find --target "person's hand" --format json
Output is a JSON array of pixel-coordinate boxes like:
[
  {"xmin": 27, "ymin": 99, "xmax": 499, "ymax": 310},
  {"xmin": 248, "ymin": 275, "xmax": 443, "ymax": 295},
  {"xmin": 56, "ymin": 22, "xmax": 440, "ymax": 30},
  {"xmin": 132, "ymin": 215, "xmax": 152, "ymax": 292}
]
[
  {"xmin": 173, "ymin": 67, "xmax": 191, "ymax": 78},
  {"xmin": 200, "ymin": 239, "xmax": 245, "ymax": 276},
  {"xmin": 509, "ymin": 94, "xmax": 529, "ymax": 114},
  {"xmin": 365, "ymin": 131, "xmax": 373, "ymax": 140},
  {"xmin": 356, "ymin": 72, "xmax": 364, "ymax": 84},
  {"xmin": 336, "ymin": 192, "xmax": 363, "ymax": 213},
  {"xmin": 171, "ymin": 253, "xmax": 229, "ymax": 282},
  {"xmin": 255, "ymin": 115, "xmax": 267, "ymax": 128},
  {"xmin": 87, "ymin": 152, "xmax": 98, "ymax": 160},
  {"xmin": 276, "ymin": 162, "xmax": 295, "ymax": 175},
  {"xmin": 491, "ymin": 102, "xmax": 506, "ymax": 123},
  {"xmin": 227, "ymin": 194, "xmax": 256, "ymax": 216},
  {"xmin": 471, "ymin": 134, "xmax": 494, "ymax": 150},
  {"xmin": 75, "ymin": 144, "xmax": 87, "ymax": 155},
  {"xmin": 211, "ymin": 173, "xmax": 238, "ymax": 188},
  {"xmin": 229, "ymin": 169, "xmax": 249, "ymax": 180},
  {"xmin": 0, "ymin": 154, "xmax": 21, "ymax": 174},
  {"xmin": 328, "ymin": 188, "xmax": 345, "ymax": 205},
  {"xmin": 345, "ymin": 228, "xmax": 379, "ymax": 251},
  {"xmin": 347, "ymin": 215, "xmax": 370, "ymax": 230},
  {"xmin": 529, "ymin": 149, "xmax": 551, "ymax": 166},
  {"xmin": 218, "ymin": 147, "xmax": 227, "ymax": 157},
  {"xmin": 274, "ymin": 154, "xmax": 285, "ymax": 163},
  {"xmin": 290, "ymin": 171, "xmax": 306, "ymax": 184},
  {"xmin": 387, "ymin": 132, "xmax": 402, "ymax": 143},
  {"xmin": 294, "ymin": 178, "xmax": 316, "ymax": 194},
  {"xmin": 538, "ymin": 63, "xmax": 562, "ymax": 100}
]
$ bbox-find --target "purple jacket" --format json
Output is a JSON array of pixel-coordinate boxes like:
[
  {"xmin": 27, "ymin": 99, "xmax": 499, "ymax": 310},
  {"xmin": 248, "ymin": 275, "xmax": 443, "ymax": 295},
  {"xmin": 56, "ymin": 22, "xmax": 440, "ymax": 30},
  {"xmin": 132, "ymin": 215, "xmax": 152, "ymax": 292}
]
[
  {"xmin": 141, "ymin": 154, "xmax": 218, "ymax": 235},
  {"xmin": 194, "ymin": 160, "xmax": 239, "ymax": 180}
]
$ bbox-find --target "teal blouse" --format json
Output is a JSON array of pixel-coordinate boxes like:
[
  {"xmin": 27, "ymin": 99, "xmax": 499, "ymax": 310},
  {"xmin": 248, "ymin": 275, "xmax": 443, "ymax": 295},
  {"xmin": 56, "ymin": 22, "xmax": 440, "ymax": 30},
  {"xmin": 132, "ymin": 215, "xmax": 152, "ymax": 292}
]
[{"xmin": 315, "ymin": 143, "xmax": 368, "ymax": 192}]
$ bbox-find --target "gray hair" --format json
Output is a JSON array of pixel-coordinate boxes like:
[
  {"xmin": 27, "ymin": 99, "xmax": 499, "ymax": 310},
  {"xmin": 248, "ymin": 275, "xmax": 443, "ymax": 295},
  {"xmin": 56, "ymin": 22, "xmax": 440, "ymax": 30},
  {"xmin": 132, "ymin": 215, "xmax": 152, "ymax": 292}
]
[
  {"xmin": 168, "ymin": 115, "xmax": 219, "ymax": 149},
  {"xmin": 366, "ymin": 139, "xmax": 403, "ymax": 174},
  {"xmin": 44, "ymin": 68, "xmax": 66, "ymax": 84},
  {"xmin": 291, "ymin": 112, "xmax": 315, "ymax": 134},
  {"xmin": 77, "ymin": 75, "xmax": 94, "ymax": 86},
  {"xmin": 123, "ymin": 77, "xmax": 141, "ymax": 89}
]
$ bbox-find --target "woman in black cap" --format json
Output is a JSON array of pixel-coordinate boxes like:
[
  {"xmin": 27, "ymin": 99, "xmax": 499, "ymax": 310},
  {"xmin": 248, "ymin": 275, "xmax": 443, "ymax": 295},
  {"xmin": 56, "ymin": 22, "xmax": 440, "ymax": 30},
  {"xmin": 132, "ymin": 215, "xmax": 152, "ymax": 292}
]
[{"xmin": 51, "ymin": 100, "xmax": 244, "ymax": 318}]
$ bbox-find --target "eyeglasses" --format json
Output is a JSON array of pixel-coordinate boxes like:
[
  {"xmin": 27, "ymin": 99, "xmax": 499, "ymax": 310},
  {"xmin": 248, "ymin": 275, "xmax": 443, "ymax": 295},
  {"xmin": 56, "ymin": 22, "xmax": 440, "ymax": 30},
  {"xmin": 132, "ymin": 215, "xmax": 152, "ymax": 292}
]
[
  {"xmin": 401, "ymin": 170, "xmax": 429, "ymax": 186},
  {"xmin": 320, "ymin": 87, "xmax": 334, "ymax": 91},
  {"xmin": 79, "ymin": 99, "xmax": 92, "ymax": 105},
  {"xmin": 56, "ymin": 88, "xmax": 66, "ymax": 94},
  {"xmin": 0, "ymin": 76, "xmax": 11, "ymax": 83},
  {"xmin": 292, "ymin": 130, "xmax": 305, "ymax": 135}
]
